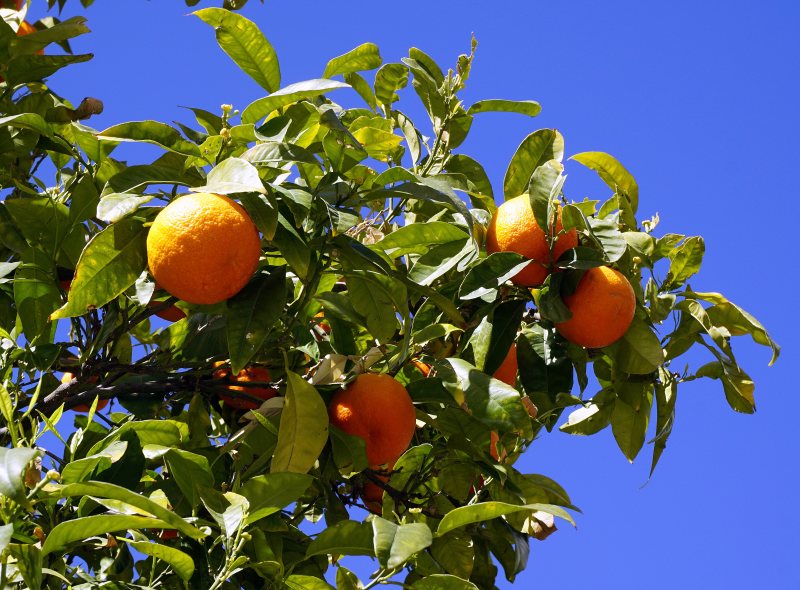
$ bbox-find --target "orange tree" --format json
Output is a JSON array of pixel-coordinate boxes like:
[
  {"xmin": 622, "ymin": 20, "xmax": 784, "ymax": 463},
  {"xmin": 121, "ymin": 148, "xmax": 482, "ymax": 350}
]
[{"xmin": 0, "ymin": 2, "xmax": 779, "ymax": 589}]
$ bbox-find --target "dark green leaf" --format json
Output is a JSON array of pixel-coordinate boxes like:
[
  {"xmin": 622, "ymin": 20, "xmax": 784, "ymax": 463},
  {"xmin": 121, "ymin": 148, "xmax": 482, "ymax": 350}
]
[
  {"xmin": 437, "ymin": 502, "xmax": 573, "ymax": 536},
  {"xmin": 51, "ymin": 217, "xmax": 147, "ymax": 319},
  {"xmin": 98, "ymin": 121, "xmax": 201, "ymax": 157},
  {"xmin": 610, "ymin": 316, "xmax": 663, "ymax": 374},
  {"xmin": 227, "ymin": 267, "xmax": 286, "ymax": 373},
  {"xmin": 459, "ymin": 252, "xmax": 528, "ymax": 300},
  {"xmin": 164, "ymin": 449, "xmax": 214, "ymax": 509},
  {"xmin": 126, "ymin": 540, "xmax": 195, "ymax": 581},
  {"xmin": 14, "ymin": 248, "xmax": 61, "ymax": 341},
  {"xmin": 306, "ymin": 520, "xmax": 374, "ymax": 558},
  {"xmin": 504, "ymin": 129, "xmax": 564, "ymax": 199},
  {"xmin": 611, "ymin": 383, "xmax": 653, "ymax": 462}
]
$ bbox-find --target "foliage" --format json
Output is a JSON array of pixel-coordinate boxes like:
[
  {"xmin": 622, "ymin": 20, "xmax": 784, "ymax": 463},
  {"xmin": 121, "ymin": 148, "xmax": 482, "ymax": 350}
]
[{"xmin": 0, "ymin": 2, "xmax": 778, "ymax": 589}]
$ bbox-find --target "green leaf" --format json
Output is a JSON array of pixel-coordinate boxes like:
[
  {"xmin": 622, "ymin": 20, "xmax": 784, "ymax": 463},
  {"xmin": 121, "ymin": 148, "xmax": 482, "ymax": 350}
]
[
  {"xmin": 611, "ymin": 383, "xmax": 653, "ymax": 462},
  {"xmin": 323, "ymin": 42, "xmax": 381, "ymax": 78},
  {"xmin": 374, "ymin": 222, "xmax": 468, "ymax": 258},
  {"xmin": 284, "ymin": 575, "xmax": 335, "ymax": 590},
  {"xmin": 468, "ymin": 99, "xmax": 541, "ymax": 118},
  {"xmin": 98, "ymin": 121, "xmax": 201, "ymax": 157},
  {"xmin": 412, "ymin": 574, "xmax": 480, "ymax": 590},
  {"xmin": 696, "ymin": 356, "xmax": 756, "ymax": 414},
  {"xmin": 611, "ymin": 316, "xmax": 663, "ymax": 374},
  {"xmin": 517, "ymin": 325, "xmax": 574, "ymax": 424},
  {"xmin": 504, "ymin": 129, "xmax": 564, "ymax": 199},
  {"xmin": 445, "ymin": 154, "xmax": 495, "ymax": 212},
  {"xmin": 87, "ymin": 420, "xmax": 188, "ymax": 456},
  {"xmin": 372, "ymin": 518, "xmax": 433, "ymax": 570},
  {"xmin": 271, "ymin": 371, "xmax": 328, "ymax": 474},
  {"xmin": 571, "ymin": 151, "xmax": 639, "ymax": 213},
  {"xmin": 374, "ymin": 63, "xmax": 409, "ymax": 108},
  {"xmin": 459, "ymin": 252, "xmax": 529, "ymax": 301},
  {"xmin": 437, "ymin": 502, "xmax": 574, "ymax": 536},
  {"xmin": 560, "ymin": 394, "xmax": 615, "ymax": 436},
  {"xmin": 241, "ymin": 141, "xmax": 319, "ymax": 166},
  {"xmin": 5, "ymin": 544, "xmax": 42, "ymax": 590},
  {"xmin": 306, "ymin": 520, "xmax": 375, "ymax": 558},
  {"xmin": 663, "ymin": 236, "xmax": 704, "ymax": 290},
  {"xmin": 4, "ymin": 53, "xmax": 93, "ymax": 84},
  {"xmin": 50, "ymin": 217, "xmax": 147, "ymax": 319},
  {"xmin": 344, "ymin": 272, "xmax": 399, "ymax": 343},
  {"xmin": 199, "ymin": 488, "xmax": 248, "ymax": 538},
  {"xmin": 345, "ymin": 72, "xmax": 378, "ymax": 111},
  {"xmin": 42, "ymin": 515, "xmax": 170, "ymax": 556},
  {"xmin": 440, "ymin": 358, "xmax": 531, "ymax": 436},
  {"xmin": 588, "ymin": 216, "xmax": 626, "ymax": 263},
  {"xmin": 164, "ymin": 449, "xmax": 214, "ymax": 509},
  {"xmin": 0, "ymin": 112, "xmax": 55, "ymax": 138},
  {"xmin": 193, "ymin": 157, "xmax": 266, "ymax": 195},
  {"xmin": 14, "ymin": 248, "xmax": 61, "ymax": 341},
  {"xmin": 227, "ymin": 267, "xmax": 286, "ymax": 373},
  {"xmin": 241, "ymin": 79, "xmax": 350, "ymax": 125},
  {"xmin": 0, "ymin": 447, "xmax": 40, "ymax": 506},
  {"xmin": 193, "ymin": 8, "xmax": 280, "ymax": 92},
  {"xmin": 0, "ymin": 524, "xmax": 12, "ymax": 555},
  {"xmin": 241, "ymin": 472, "xmax": 313, "ymax": 525},
  {"xmin": 61, "ymin": 440, "xmax": 128, "ymax": 484},
  {"xmin": 3, "ymin": 197, "xmax": 85, "ymax": 266},
  {"xmin": 57, "ymin": 481, "xmax": 205, "ymax": 540},
  {"xmin": 126, "ymin": 540, "xmax": 194, "ymax": 581},
  {"xmin": 96, "ymin": 193, "xmax": 154, "ymax": 223},
  {"xmin": 684, "ymin": 292, "xmax": 779, "ymax": 365},
  {"xmin": 650, "ymin": 370, "xmax": 677, "ymax": 475}
]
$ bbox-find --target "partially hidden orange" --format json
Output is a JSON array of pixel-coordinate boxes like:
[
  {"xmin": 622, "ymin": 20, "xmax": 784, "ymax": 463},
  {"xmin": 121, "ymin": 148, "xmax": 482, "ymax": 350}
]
[
  {"xmin": 146, "ymin": 193, "xmax": 261, "ymax": 305},
  {"xmin": 328, "ymin": 373, "xmax": 416, "ymax": 468},
  {"xmin": 555, "ymin": 266, "xmax": 636, "ymax": 348},
  {"xmin": 492, "ymin": 343, "xmax": 518, "ymax": 387},
  {"xmin": 486, "ymin": 195, "xmax": 578, "ymax": 287},
  {"xmin": 212, "ymin": 362, "xmax": 277, "ymax": 410},
  {"xmin": 61, "ymin": 372, "xmax": 107, "ymax": 412}
]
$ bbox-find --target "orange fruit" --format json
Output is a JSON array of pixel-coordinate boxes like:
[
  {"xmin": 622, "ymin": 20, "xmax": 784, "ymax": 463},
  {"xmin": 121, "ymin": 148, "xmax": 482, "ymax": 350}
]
[
  {"xmin": 61, "ymin": 372, "xmax": 107, "ymax": 412},
  {"xmin": 146, "ymin": 193, "xmax": 261, "ymax": 305},
  {"xmin": 410, "ymin": 359, "xmax": 431, "ymax": 377},
  {"xmin": 555, "ymin": 266, "xmax": 636, "ymax": 348},
  {"xmin": 361, "ymin": 470, "xmax": 390, "ymax": 515},
  {"xmin": 492, "ymin": 343, "xmax": 517, "ymax": 386},
  {"xmin": 148, "ymin": 301, "xmax": 186, "ymax": 322},
  {"xmin": 212, "ymin": 362, "xmax": 277, "ymax": 410},
  {"xmin": 485, "ymin": 196, "xmax": 578, "ymax": 286},
  {"xmin": 328, "ymin": 373, "xmax": 416, "ymax": 468}
]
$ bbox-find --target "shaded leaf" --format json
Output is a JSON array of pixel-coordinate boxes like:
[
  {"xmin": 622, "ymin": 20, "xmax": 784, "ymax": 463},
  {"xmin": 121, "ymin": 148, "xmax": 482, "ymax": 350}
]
[{"xmin": 504, "ymin": 129, "xmax": 564, "ymax": 199}]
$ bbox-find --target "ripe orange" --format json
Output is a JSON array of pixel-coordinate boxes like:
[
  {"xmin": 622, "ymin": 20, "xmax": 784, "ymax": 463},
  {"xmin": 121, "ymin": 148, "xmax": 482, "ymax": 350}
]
[
  {"xmin": 555, "ymin": 266, "xmax": 636, "ymax": 348},
  {"xmin": 61, "ymin": 372, "xmax": 107, "ymax": 412},
  {"xmin": 361, "ymin": 470, "xmax": 390, "ymax": 515},
  {"xmin": 328, "ymin": 373, "xmax": 416, "ymax": 468},
  {"xmin": 212, "ymin": 362, "xmax": 277, "ymax": 410},
  {"xmin": 148, "ymin": 300, "xmax": 186, "ymax": 322},
  {"xmin": 485, "ymin": 196, "xmax": 578, "ymax": 287},
  {"xmin": 146, "ymin": 193, "xmax": 261, "ymax": 305},
  {"xmin": 492, "ymin": 343, "xmax": 517, "ymax": 386}
]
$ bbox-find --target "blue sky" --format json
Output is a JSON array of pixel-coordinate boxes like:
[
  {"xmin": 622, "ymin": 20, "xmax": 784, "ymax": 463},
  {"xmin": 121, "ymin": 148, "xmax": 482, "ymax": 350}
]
[{"xmin": 36, "ymin": 0, "xmax": 800, "ymax": 587}]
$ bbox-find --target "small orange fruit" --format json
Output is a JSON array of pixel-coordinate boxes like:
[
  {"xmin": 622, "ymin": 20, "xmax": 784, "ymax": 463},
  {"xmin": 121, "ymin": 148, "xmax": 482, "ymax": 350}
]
[
  {"xmin": 61, "ymin": 372, "xmax": 107, "ymax": 412},
  {"xmin": 328, "ymin": 373, "xmax": 416, "ymax": 468},
  {"xmin": 146, "ymin": 193, "xmax": 261, "ymax": 305},
  {"xmin": 148, "ymin": 300, "xmax": 186, "ymax": 322},
  {"xmin": 492, "ymin": 343, "xmax": 518, "ymax": 387},
  {"xmin": 212, "ymin": 362, "xmax": 277, "ymax": 410},
  {"xmin": 555, "ymin": 266, "xmax": 636, "ymax": 348},
  {"xmin": 410, "ymin": 359, "xmax": 431, "ymax": 377},
  {"xmin": 485, "ymin": 196, "xmax": 578, "ymax": 287}
]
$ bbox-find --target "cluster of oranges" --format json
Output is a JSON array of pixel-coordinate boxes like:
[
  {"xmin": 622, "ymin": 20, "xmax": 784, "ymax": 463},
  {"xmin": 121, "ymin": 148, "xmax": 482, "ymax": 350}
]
[
  {"xmin": 486, "ymin": 195, "xmax": 635, "ymax": 349},
  {"xmin": 64, "ymin": 183, "xmax": 635, "ymax": 512}
]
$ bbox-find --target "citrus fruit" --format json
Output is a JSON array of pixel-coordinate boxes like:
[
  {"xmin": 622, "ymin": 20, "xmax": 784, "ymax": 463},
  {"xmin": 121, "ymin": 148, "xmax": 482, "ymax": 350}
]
[
  {"xmin": 328, "ymin": 373, "xmax": 416, "ymax": 467},
  {"xmin": 361, "ymin": 470, "xmax": 390, "ymax": 515},
  {"xmin": 485, "ymin": 195, "xmax": 578, "ymax": 286},
  {"xmin": 492, "ymin": 343, "xmax": 518, "ymax": 387},
  {"xmin": 148, "ymin": 300, "xmax": 186, "ymax": 322},
  {"xmin": 61, "ymin": 372, "xmax": 107, "ymax": 412},
  {"xmin": 555, "ymin": 266, "xmax": 636, "ymax": 348},
  {"xmin": 212, "ymin": 362, "xmax": 277, "ymax": 411},
  {"xmin": 146, "ymin": 193, "xmax": 261, "ymax": 305}
]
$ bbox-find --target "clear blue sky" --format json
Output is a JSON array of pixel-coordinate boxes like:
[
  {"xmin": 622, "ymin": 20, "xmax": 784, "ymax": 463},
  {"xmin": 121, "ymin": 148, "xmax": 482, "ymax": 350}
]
[{"xmin": 38, "ymin": 0, "xmax": 800, "ymax": 587}]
